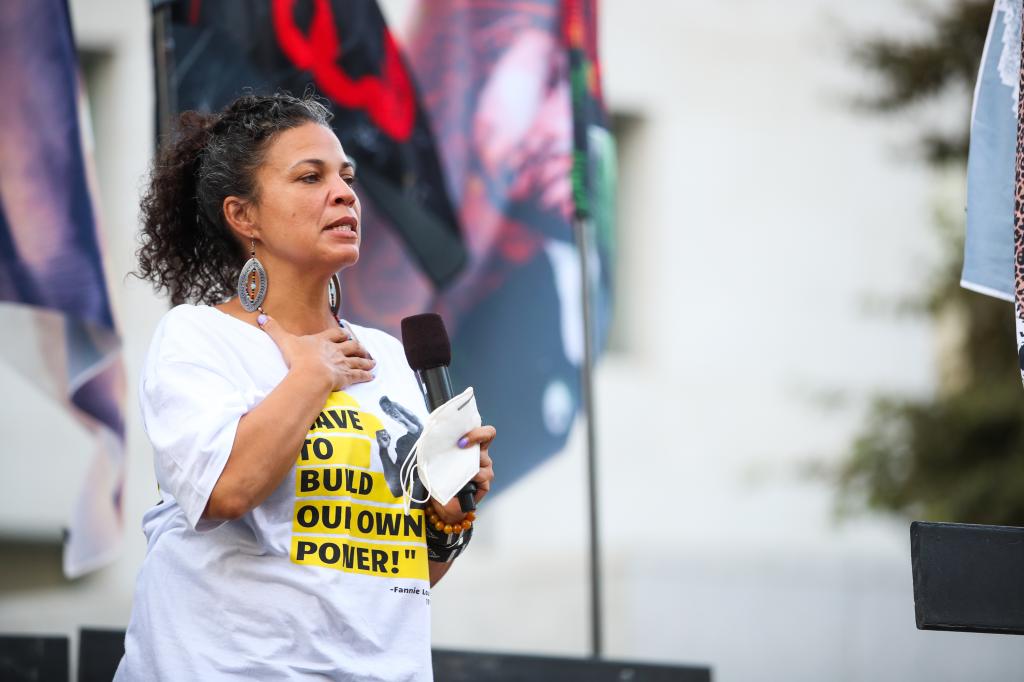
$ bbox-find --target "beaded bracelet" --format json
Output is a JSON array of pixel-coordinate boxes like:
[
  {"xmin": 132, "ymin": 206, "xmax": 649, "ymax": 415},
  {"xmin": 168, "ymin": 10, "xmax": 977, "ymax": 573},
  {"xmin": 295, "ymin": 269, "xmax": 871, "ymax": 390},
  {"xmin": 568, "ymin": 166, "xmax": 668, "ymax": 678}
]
[
  {"xmin": 425, "ymin": 509, "xmax": 475, "ymax": 563},
  {"xmin": 427, "ymin": 509, "xmax": 474, "ymax": 535}
]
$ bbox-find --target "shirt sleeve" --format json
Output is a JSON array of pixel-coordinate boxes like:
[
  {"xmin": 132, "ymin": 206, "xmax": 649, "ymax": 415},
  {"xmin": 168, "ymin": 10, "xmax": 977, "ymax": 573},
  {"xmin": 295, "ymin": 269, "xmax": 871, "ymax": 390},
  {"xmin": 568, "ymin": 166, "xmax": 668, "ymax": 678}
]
[{"xmin": 140, "ymin": 356, "xmax": 249, "ymax": 532}]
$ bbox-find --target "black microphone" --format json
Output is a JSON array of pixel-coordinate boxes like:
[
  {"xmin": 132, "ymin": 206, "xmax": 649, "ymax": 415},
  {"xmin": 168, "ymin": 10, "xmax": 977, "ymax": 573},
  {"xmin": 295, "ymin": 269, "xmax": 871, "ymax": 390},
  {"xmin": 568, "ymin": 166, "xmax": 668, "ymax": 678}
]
[{"xmin": 400, "ymin": 313, "xmax": 477, "ymax": 513}]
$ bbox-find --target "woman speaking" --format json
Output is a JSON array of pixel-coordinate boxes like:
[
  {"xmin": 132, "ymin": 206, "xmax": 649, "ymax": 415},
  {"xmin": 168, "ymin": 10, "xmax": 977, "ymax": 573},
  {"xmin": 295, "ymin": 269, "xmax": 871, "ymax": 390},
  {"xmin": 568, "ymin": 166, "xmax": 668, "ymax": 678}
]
[{"xmin": 114, "ymin": 93, "xmax": 495, "ymax": 680}]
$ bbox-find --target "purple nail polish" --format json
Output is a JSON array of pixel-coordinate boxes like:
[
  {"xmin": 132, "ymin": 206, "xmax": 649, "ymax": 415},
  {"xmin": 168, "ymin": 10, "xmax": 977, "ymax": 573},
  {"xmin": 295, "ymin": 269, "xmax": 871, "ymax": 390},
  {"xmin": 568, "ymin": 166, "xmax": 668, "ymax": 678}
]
[
  {"xmin": 257, "ymin": 314, "xmax": 268, "ymax": 327},
  {"xmin": 458, "ymin": 436, "xmax": 470, "ymax": 448}
]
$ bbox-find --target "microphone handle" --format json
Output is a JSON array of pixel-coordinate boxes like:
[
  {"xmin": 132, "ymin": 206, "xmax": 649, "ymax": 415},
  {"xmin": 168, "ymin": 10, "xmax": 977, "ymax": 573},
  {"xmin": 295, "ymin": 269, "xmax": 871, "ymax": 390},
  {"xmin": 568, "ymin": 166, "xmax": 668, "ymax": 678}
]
[
  {"xmin": 417, "ymin": 366, "xmax": 477, "ymax": 513},
  {"xmin": 421, "ymin": 366, "xmax": 454, "ymax": 412}
]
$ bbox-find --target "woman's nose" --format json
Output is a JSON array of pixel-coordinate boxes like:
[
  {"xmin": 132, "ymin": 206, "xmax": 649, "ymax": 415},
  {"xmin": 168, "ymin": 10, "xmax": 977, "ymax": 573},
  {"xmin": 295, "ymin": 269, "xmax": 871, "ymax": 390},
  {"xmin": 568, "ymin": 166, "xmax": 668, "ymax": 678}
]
[{"xmin": 331, "ymin": 178, "xmax": 357, "ymax": 206}]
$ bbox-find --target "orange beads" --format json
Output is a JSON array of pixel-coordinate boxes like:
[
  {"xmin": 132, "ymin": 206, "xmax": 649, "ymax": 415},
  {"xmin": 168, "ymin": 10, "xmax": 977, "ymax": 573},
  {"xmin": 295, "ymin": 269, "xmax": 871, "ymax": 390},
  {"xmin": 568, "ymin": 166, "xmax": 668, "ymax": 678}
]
[{"xmin": 427, "ymin": 507, "xmax": 475, "ymax": 536}]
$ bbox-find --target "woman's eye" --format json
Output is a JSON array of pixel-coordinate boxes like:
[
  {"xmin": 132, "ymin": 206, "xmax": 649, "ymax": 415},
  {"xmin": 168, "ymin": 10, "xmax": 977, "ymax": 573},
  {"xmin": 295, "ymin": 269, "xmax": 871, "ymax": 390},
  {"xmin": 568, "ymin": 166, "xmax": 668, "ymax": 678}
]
[
  {"xmin": 300, "ymin": 174, "xmax": 319, "ymax": 183},
  {"xmin": 343, "ymin": 175, "xmax": 357, "ymax": 187}
]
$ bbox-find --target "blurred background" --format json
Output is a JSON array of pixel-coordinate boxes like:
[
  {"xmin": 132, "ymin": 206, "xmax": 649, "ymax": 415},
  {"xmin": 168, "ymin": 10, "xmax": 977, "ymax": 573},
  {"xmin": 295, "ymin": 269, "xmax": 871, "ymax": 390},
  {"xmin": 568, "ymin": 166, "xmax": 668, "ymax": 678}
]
[{"xmin": 3, "ymin": 0, "xmax": 1024, "ymax": 680}]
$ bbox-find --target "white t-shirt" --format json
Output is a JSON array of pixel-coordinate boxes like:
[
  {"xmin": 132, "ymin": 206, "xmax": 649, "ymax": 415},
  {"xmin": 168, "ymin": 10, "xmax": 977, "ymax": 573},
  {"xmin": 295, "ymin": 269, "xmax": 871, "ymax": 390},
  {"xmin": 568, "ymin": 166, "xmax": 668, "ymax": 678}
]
[{"xmin": 115, "ymin": 304, "xmax": 434, "ymax": 681}]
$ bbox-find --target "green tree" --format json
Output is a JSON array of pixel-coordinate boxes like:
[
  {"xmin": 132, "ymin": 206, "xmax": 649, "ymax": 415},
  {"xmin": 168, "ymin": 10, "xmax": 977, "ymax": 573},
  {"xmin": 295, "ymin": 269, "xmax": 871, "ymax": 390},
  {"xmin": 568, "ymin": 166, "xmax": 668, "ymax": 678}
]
[{"xmin": 834, "ymin": 0, "xmax": 1024, "ymax": 525}]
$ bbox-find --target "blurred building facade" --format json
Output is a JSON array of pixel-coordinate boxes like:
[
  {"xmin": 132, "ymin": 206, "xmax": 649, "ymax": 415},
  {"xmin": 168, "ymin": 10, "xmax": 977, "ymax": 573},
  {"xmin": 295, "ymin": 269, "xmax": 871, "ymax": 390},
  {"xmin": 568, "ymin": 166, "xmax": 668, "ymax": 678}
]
[{"xmin": 1, "ymin": 1, "xmax": 1022, "ymax": 680}]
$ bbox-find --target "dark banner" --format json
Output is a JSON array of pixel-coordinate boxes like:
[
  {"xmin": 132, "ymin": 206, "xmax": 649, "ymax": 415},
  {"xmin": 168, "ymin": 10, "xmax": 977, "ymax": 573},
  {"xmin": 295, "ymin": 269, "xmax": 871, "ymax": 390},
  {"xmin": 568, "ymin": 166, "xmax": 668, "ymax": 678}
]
[
  {"xmin": 167, "ymin": 0, "xmax": 465, "ymax": 291},
  {"xmin": 161, "ymin": 0, "xmax": 614, "ymax": 495}
]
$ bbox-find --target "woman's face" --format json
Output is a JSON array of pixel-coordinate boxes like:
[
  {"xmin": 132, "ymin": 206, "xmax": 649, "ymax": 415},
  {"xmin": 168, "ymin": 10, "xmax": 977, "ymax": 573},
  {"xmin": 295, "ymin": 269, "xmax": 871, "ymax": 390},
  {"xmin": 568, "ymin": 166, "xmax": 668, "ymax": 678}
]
[{"xmin": 248, "ymin": 122, "xmax": 361, "ymax": 274}]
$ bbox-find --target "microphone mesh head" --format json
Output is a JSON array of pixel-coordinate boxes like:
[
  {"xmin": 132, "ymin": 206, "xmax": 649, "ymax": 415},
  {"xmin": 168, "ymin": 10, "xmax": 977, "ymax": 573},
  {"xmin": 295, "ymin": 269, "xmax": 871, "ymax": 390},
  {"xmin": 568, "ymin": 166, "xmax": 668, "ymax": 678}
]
[{"xmin": 400, "ymin": 313, "xmax": 451, "ymax": 370}]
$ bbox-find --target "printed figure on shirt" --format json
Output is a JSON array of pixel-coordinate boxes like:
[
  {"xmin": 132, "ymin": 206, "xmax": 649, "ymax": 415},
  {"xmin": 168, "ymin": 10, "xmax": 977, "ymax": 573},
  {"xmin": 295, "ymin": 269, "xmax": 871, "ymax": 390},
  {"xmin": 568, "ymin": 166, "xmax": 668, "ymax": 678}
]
[{"xmin": 375, "ymin": 395, "xmax": 424, "ymax": 498}]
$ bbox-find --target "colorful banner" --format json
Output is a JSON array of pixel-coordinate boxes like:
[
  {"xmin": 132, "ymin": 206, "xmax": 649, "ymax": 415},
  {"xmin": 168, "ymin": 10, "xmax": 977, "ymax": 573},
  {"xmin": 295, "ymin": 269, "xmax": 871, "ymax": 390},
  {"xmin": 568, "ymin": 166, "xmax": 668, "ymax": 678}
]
[
  {"xmin": 963, "ymin": 0, "xmax": 1020, "ymax": 301},
  {"xmin": 164, "ymin": 0, "xmax": 613, "ymax": 494},
  {"xmin": 402, "ymin": 0, "xmax": 614, "ymax": 491},
  {"xmin": 168, "ymin": 0, "xmax": 465, "ymax": 306},
  {"xmin": 0, "ymin": 0, "xmax": 126, "ymax": 577},
  {"xmin": 1015, "ymin": 2, "xmax": 1024, "ymax": 378}
]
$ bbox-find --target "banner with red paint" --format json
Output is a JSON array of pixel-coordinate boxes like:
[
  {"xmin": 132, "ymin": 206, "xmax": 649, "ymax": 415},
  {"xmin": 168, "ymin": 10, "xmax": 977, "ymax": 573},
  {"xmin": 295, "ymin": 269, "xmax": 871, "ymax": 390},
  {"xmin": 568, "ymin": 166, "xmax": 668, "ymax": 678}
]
[
  {"xmin": 163, "ymin": 0, "xmax": 614, "ymax": 495},
  {"xmin": 168, "ymin": 0, "xmax": 465, "ymax": 305}
]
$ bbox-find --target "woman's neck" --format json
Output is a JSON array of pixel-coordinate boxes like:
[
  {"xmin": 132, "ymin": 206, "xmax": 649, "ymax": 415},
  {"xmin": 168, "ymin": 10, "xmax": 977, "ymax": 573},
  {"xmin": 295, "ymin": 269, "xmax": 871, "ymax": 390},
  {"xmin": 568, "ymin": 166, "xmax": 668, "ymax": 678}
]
[{"xmin": 258, "ymin": 265, "xmax": 339, "ymax": 336}]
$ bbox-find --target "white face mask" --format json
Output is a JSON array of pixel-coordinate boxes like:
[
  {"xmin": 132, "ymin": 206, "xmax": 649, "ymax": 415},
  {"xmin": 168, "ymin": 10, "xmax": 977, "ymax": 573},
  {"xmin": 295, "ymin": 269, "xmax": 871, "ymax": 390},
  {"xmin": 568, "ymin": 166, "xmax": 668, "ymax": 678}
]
[{"xmin": 400, "ymin": 387, "xmax": 481, "ymax": 515}]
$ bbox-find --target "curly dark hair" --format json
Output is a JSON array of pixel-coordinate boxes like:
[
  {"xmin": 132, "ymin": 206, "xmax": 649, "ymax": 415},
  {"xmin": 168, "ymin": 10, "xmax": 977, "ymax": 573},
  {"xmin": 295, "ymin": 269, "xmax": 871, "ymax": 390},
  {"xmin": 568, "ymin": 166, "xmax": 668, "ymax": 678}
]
[{"xmin": 136, "ymin": 92, "xmax": 333, "ymax": 305}]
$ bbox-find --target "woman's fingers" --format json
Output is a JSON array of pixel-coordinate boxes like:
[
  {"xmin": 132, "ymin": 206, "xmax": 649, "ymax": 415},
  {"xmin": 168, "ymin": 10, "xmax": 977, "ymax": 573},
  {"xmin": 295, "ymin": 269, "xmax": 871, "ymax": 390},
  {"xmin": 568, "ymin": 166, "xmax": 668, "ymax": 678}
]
[
  {"xmin": 344, "ymin": 356, "xmax": 376, "ymax": 371},
  {"xmin": 257, "ymin": 315, "xmax": 291, "ymax": 350},
  {"xmin": 333, "ymin": 368, "xmax": 374, "ymax": 390},
  {"xmin": 429, "ymin": 428, "xmax": 496, "ymax": 517},
  {"xmin": 339, "ymin": 339, "xmax": 371, "ymax": 358},
  {"xmin": 321, "ymin": 326, "xmax": 348, "ymax": 343},
  {"xmin": 472, "ymin": 454, "xmax": 494, "ymax": 487},
  {"xmin": 324, "ymin": 338, "xmax": 375, "ymax": 390},
  {"xmin": 471, "ymin": 439, "xmax": 494, "ymax": 502},
  {"xmin": 459, "ymin": 425, "xmax": 496, "ymax": 449},
  {"xmin": 430, "ymin": 461, "xmax": 495, "ymax": 518},
  {"xmin": 258, "ymin": 316, "xmax": 376, "ymax": 390},
  {"xmin": 472, "ymin": 478, "xmax": 491, "ymax": 504},
  {"xmin": 473, "ymin": 472, "xmax": 492, "ymax": 490}
]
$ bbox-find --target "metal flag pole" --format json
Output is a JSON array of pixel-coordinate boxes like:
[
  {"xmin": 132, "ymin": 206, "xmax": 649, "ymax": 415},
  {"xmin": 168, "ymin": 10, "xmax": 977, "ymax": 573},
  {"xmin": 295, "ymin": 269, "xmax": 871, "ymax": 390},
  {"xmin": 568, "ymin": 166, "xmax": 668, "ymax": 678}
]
[
  {"xmin": 574, "ymin": 212, "xmax": 603, "ymax": 658},
  {"xmin": 566, "ymin": 0, "xmax": 602, "ymax": 658},
  {"xmin": 151, "ymin": 0, "xmax": 177, "ymax": 143}
]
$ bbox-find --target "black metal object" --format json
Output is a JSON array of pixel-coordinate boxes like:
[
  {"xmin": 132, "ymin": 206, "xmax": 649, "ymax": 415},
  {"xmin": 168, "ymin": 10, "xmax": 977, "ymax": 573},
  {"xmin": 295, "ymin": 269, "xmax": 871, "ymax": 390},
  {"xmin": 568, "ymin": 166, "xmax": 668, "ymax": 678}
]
[
  {"xmin": 401, "ymin": 312, "xmax": 477, "ymax": 513},
  {"xmin": 418, "ymin": 367, "xmax": 455, "ymax": 412},
  {"xmin": 78, "ymin": 629, "xmax": 125, "ymax": 682},
  {"xmin": 911, "ymin": 520, "xmax": 1024, "ymax": 634},
  {"xmin": 432, "ymin": 649, "xmax": 712, "ymax": 681},
  {"xmin": 151, "ymin": 0, "xmax": 176, "ymax": 143},
  {"xmin": 574, "ymin": 214, "xmax": 603, "ymax": 658},
  {"xmin": 0, "ymin": 635, "xmax": 68, "ymax": 682}
]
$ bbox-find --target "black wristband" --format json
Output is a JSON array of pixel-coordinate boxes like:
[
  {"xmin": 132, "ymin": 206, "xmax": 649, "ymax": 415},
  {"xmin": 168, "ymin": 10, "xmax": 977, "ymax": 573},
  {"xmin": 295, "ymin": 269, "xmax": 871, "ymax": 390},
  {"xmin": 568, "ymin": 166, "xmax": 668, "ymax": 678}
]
[{"xmin": 425, "ymin": 523, "xmax": 473, "ymax": 563}]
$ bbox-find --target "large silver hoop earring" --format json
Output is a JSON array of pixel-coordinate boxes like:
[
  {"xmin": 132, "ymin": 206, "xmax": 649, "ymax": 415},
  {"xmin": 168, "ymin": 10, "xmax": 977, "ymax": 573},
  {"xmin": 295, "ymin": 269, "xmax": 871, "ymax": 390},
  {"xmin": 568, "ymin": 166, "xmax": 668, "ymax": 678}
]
[
  {"xmin": 328, "ymin": 272, "xmax": 342, "ymax": 317},
  {"xmin": 237, "ymin": 239, "xmax": 268, "ymax": 313}
]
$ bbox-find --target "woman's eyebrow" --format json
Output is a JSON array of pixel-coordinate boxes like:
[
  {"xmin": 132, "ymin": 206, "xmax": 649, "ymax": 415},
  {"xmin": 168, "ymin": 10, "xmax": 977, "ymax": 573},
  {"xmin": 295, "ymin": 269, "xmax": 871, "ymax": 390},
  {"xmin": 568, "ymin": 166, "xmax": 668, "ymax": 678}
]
[{"xmin": 289, "ymin": 159, "xmax": 355, "ymax": 171}]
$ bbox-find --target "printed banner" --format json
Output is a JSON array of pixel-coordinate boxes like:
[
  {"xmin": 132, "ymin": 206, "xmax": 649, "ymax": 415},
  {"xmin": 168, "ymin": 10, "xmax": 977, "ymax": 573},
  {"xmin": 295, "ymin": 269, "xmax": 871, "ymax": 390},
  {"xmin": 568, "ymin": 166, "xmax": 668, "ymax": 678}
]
[
  {"xmin": 963, "ymin": 0, "xmax": 1020, "ymax": 300},
  {"xmin": 1015, "ymin": 2, "xmax": 1024, "ymax": 379},
  {"xmin": 0, "ymin": 0, "xmax": 126, "ymax": 577},
  {"xmin": 163, "ymin": 0, "xmax": 614, "ymax": 494},
  {"xmin": 168, "ymin": 0, "xmax": 465, "ymax": 299},
  {"xmin": 401, "ymin": 0, "xmax": 614, "ymax": 491}
]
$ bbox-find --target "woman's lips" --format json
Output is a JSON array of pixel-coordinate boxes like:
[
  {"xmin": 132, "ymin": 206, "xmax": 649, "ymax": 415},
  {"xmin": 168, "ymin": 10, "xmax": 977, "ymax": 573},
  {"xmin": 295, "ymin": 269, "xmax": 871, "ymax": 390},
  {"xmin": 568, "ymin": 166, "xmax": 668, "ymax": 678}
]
[
  {"xmin": 322, "ymin": 215, "xmax": 358, "ymax": 233},
  {"xmin": 323, "ymin": 226, "xmax": 359, "ymax": 241}
]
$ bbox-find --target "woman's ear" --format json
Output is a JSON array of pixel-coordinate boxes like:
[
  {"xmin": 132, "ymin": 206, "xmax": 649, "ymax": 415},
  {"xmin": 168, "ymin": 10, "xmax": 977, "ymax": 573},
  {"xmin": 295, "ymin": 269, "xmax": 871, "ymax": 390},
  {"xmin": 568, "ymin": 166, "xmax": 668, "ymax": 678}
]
[{"xmin": 222, "ymin": 195, "xmax": 258, "ymax": 243}]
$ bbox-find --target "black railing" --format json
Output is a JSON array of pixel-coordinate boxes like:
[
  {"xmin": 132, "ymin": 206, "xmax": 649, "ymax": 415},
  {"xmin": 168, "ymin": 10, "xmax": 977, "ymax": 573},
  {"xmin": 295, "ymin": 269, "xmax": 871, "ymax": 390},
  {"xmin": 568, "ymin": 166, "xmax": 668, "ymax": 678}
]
[{"xmin": 0, "ymin": 629, "xmax": 712, "ymax": 682}]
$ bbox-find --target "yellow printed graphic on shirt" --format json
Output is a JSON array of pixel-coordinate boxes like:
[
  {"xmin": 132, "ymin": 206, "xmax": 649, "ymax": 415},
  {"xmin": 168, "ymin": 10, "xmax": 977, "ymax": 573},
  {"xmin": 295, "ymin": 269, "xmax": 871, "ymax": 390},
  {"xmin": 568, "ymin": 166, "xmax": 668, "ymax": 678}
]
[
  {"xmin": 296, "ymin": 465, "xmax": 402, "ymax": 504},
  {"xmin": 296, "ymin": 392, "xmax": 386, "ymax": 469},
  {"xmin": 291, "ymin": 535, "xmax": 428, "ymax": 581},
  {"xmin": 297, "ymin": 436, "xmax": 371, "ymax": 469},
  {"xmin": 308, "ymin": 392, "xmax": 384, "ymax": 436},
  {"xmin": 292, "ymin": 500, "xmax": 425, "ymax": 543},
  {"xmin": 290, "ymin": 391, "xmax": 429, "ymax": 582}
]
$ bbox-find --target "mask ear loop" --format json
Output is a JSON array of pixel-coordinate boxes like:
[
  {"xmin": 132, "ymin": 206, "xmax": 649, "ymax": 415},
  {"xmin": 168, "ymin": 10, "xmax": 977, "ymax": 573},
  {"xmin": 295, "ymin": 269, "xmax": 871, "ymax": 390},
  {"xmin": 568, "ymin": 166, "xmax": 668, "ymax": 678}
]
[{"xmin": 400, "ymin": 431, "xmax": 432, "ymax": 516}]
